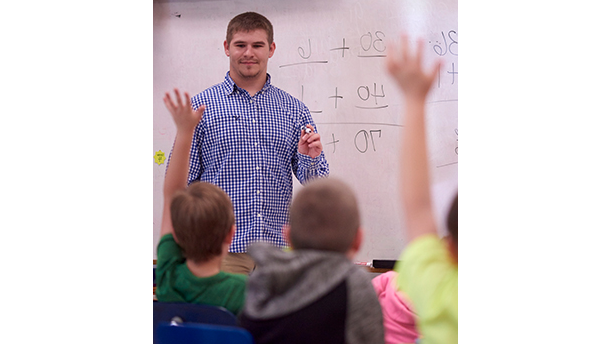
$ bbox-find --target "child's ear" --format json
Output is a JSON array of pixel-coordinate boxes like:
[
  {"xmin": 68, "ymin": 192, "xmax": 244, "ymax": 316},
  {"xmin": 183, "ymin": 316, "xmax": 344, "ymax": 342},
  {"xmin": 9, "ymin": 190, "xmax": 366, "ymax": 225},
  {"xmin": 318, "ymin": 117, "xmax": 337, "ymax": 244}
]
[
  {"xmin": 352, "ymin": 228, "xmax": 363, "ymax": 252},
  {"xmin": 224, "ymin": 225, "xmax": 236, "ymax": 244},
  {"xmin": 346, "ymin": 228, "xmax": 363, "ymax": 259},
  {"xmin": 282, "ymin": 224, "xmax": 292, "ymax": 247}
]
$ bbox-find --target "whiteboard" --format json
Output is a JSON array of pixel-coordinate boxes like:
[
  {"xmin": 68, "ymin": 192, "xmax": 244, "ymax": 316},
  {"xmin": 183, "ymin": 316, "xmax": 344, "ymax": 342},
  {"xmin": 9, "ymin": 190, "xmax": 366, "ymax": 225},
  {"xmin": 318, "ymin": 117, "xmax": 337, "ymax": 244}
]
[{"xmin": 153, "ymin": 0, "xmax": 458, "ymax": 263}]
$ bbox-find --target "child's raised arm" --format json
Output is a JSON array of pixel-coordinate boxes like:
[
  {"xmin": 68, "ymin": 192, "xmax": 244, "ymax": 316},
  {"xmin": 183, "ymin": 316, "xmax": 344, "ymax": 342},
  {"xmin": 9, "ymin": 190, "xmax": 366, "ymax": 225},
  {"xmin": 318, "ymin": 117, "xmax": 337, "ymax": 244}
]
[
  {"xmin": 159, "ymin": 89, "xmax": 205, "ymax": 238},
  {"xmin": 386, "ymin": 35, "xmax": 442, "ymax": 242}
]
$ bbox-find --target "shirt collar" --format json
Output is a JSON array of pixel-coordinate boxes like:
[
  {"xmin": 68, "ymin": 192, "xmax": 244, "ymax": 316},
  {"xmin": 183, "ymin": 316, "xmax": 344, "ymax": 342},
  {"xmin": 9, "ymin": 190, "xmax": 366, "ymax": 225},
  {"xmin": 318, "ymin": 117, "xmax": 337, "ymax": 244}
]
[{"xmin": 222, "ymin": 72, "xmax": 272, "ymax": 96}]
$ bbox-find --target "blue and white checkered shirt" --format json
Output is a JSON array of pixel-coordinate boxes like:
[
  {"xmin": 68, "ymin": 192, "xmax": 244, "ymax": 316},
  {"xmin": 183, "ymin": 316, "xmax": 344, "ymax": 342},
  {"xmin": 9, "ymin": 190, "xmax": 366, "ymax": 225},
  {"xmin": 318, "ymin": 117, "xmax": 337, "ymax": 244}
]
[{"xmin": 188, "ymin": 72, "xmax": 330, "ymax": 253}]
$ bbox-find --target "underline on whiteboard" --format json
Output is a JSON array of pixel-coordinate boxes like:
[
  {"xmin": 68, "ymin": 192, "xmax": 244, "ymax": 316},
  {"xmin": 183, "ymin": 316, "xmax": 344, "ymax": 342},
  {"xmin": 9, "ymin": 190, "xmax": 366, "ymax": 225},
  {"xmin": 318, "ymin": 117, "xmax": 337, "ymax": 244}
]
[
  {"xmin": 428, "ymin": 99, "xmax": 458, "ymax": 104},
  {"xmin": 316, "ymin": 122, "xmax": 403, "ymax": 128},
  {"xmin": 311, "ymin": 110, "xmax": 323, "ymax": 113},
  {"xmin": 358, "ymin": 54, "xmax": 387, "ymax": 58},
  {"xmin": 436, "ymin": 161, "xmax": 458, "ymax": 168},
  {"xmin": 279, "ymin": 61, "xmax": 329, "ymax": 68},
  {"xmin": 355, "ymin": 105, "xmax": 389, "ymax": 110}
]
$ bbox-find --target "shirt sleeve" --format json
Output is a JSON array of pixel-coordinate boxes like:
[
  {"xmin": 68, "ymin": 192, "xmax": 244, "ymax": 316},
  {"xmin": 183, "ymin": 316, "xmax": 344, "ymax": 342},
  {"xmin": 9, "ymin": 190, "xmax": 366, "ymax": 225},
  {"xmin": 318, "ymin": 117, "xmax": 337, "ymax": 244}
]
[
  {"xmin": 187, "ymin": 96, "xmax": 205, "ymax": 185},
  {"xmin": 291, "ymin": 108, "xmax": 330, "ymax": 184},
  {"xmin": 155, "ymin": 234, "xmax": 185, "ymax": 285}
]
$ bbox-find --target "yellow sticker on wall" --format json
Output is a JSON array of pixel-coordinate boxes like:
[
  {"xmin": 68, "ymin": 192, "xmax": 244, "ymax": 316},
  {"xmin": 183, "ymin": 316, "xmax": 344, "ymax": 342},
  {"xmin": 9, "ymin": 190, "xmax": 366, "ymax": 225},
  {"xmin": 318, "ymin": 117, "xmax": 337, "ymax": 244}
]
[{"xmin": 154, "ymin": 150, "xmax": 166, "ymax": 165}]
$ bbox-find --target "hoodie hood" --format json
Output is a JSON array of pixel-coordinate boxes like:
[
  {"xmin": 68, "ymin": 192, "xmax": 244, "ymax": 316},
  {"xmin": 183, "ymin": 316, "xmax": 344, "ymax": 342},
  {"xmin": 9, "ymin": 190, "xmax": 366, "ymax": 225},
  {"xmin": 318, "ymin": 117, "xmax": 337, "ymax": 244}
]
[{"xmin": 244, "ymin": 242, "xmax": 356, "ymax": 320}]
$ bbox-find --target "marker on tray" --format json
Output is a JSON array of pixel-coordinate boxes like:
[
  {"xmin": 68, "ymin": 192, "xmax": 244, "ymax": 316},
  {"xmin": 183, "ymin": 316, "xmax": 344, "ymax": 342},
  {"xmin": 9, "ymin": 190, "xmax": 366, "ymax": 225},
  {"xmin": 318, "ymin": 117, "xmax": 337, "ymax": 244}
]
[
  {"xmin": 301, "ymin": 125, "xmax": 312, "ymax": 134},
  {"xmin": 355, "ymin": 261, "xmax": 373, "ymax": 268}
]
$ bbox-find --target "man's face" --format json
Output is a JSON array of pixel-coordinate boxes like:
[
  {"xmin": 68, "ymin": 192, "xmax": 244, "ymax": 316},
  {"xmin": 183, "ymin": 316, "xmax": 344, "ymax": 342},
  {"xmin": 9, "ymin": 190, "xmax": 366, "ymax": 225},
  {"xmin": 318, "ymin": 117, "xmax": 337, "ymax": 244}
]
[{"xmin": 224, "ymin": 29, "xmax": 276, "ymax": 82}]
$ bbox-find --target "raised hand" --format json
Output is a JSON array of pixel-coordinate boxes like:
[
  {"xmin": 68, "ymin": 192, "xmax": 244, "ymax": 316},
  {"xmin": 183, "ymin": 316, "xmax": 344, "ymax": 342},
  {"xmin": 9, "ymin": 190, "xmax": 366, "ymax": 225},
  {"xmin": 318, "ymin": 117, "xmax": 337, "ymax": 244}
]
[
  {"xmin": 163, "ymin": 88, "xmax": 205, "ymax": 133},
  {"xmin": 386, "ymin": 35, "xmax": 442, "ymax": 101}
]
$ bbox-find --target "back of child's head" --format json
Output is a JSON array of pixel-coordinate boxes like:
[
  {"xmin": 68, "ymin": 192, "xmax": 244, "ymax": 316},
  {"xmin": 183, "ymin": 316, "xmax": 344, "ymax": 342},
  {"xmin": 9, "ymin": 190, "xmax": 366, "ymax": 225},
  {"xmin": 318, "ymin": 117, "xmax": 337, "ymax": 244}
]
[
  {"xmin": 289, "ymin": 177, "xmax": 360, "ymax": 253},
  {"xmin": 446, "ymin": 193, "xmax": 458, "ymax": 249},
  {"xmin": 170, "ymin": 182, "xmax": 235, "ymax": 263}
]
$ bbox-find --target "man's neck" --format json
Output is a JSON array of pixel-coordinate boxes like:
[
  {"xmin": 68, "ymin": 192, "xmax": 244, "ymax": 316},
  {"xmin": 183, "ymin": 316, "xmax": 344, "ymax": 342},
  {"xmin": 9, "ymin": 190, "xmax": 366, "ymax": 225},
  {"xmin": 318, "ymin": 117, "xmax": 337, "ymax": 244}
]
[
  {"xmin": 230, "ymin": 71, "xmax": 267, "ymax": 97},
  {"xmin": 186, "ymin": 256, "xmax": 223, "ymax": 278}
]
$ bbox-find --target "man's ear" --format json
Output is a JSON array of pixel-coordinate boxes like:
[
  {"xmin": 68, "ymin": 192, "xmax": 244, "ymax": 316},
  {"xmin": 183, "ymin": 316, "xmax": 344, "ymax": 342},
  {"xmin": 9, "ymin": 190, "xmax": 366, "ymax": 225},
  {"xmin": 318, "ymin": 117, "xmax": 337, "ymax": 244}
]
[
  {"xmin": 268, "ymin": 41, "xmax": 276, "ymax": 58},
  {"xmin": 224, "ymin": 40, "xmax": 230, "ymax": 56}
]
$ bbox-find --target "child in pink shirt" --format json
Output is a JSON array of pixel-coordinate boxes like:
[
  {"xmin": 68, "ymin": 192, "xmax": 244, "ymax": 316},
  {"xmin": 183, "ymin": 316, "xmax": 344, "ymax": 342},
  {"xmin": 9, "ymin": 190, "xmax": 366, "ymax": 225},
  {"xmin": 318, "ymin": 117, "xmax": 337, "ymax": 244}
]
[{"xmin": 372, "ymin": 271, "xmax": 420, "ymax": 344}]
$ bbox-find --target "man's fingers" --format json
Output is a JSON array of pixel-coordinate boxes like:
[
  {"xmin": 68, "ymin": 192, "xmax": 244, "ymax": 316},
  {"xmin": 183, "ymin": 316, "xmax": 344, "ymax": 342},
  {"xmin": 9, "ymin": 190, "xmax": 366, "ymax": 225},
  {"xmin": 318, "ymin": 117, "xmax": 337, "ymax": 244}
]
[{"xmin": 306, "ymin": 133, "xmax": 321, "ymax": 144}]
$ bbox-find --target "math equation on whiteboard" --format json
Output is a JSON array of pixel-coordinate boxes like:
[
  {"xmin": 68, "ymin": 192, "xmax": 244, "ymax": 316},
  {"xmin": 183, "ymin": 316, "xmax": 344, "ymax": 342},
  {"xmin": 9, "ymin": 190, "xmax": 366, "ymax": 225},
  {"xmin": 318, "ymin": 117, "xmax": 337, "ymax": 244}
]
[
  {"xmin": 323, "ymin": 130, "xmax": 384, "ymax": 154},
  {"xmin": 279, "ymin": 30, "xmax": 457, "ymax": 160},
  {"xmin": 281, "ymin": 30, "xmax": 458, "ymax": 112}
]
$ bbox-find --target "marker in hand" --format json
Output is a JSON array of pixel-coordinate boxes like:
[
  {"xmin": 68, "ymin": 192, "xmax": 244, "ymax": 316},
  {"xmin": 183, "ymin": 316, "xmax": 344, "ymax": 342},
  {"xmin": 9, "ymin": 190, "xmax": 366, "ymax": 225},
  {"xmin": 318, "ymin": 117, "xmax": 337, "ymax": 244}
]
[{"xmin": 298, "ymin": 124, "xmax": 322, "ymax": 158}]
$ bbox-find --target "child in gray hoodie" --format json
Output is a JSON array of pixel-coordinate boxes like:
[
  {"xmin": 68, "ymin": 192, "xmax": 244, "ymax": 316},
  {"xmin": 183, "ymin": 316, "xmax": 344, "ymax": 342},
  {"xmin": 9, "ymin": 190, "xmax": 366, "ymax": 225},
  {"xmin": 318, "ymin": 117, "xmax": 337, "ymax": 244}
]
[{"xmin": 239, "ymin": 177, "xmax": 385, "ymax": 344}]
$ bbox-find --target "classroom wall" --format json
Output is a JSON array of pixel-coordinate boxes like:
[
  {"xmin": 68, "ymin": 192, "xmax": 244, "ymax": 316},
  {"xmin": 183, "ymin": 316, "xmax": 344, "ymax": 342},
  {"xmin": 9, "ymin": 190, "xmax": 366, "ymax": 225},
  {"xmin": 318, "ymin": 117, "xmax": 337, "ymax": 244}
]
[{"xmin": 153, "ymin": 0, "xmax": 458, "ymax": 263}]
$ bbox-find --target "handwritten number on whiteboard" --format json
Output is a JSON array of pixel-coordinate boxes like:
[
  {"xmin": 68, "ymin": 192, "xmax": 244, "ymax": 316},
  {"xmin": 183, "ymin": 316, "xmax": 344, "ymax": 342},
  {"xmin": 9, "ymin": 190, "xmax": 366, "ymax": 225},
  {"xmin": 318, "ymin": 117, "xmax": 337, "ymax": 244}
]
[
  {"xmin": 455, "ymin": 128, "xmax": 458, "ymax": 155},
  {"xmin": 355, "ymin": 130, "xmax": 368, "ymax": 153},
  {"xmin": 373, "ymin": 31, "xmax": 386, "ymax": 52},
  {"xmin": 448, "ymin": 31, "xmax": 458, "ymax": 56},
  {"xmin": 354, "ymin": 129, "xmax": 382, "ymax": 153},
  {"xmin": 298, "ymin": 39, "xmax": 312, "ymax": 59},
  {"xmin": 360, "ymin": 31, "xmax": 386, "ymax": 52},
  {"xmin": 357, "ymin": 83, "xmax": 385, "ymax": 105},
  {"xmin": 432, "ymin": 30, "xmax": 458, "ymax": 57}
]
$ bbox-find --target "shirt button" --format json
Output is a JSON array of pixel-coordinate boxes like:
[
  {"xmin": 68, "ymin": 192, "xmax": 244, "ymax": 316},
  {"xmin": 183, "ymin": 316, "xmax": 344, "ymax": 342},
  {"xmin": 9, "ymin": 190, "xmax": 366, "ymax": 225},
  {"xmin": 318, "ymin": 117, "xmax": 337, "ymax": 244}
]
[
  {"xmin": 256, "ymin": 166, "xmax": 260, "ymax": 170},
  {"xmin": 255, "ymin": 142, "xmax": 258, "ymax": 147},
  {"xmin": 257, "ymin": 190, "xmax": 261, "ymax": 194},
  {"xmin": 252, "ymin": 119, "xmax": 256, "ymax": 123},
  {"xmin": 257, "ymin": 213, "xmax": 262, "ymax": 217}
]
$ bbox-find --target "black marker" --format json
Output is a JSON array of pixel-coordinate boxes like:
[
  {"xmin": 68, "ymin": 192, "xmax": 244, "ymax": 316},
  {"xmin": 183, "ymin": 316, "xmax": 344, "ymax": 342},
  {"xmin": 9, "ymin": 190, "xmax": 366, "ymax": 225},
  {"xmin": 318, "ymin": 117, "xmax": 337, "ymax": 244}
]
[{"xmin": 301, "ymin": 125, "xmax": 312, "ymax": 134}]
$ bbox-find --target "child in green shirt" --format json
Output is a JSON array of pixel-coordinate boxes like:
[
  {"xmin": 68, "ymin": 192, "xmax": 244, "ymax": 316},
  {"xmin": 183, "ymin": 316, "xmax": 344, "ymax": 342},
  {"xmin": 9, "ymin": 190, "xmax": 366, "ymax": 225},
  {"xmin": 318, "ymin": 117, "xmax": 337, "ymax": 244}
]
[
  {"xmin": 386, "ymin": 35, "xmax": 458, "ymax": 344},
  {"xmin": 154, "ymin": 89, "xmax": 246, "ymax": 315}
]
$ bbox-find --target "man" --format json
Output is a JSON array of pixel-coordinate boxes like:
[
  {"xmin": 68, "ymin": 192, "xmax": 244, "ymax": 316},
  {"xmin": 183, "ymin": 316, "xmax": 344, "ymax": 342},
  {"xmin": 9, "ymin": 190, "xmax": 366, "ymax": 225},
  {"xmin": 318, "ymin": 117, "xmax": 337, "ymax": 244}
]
[{"xmin": 188, "ymin": 12, "xmax": 329, "ymax": 274}]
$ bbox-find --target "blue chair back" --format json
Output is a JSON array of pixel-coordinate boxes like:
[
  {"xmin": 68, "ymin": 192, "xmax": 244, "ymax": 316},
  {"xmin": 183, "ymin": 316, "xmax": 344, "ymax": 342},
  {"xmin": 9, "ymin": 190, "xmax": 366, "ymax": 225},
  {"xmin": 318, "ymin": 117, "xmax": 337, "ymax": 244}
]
[
  {"xmin": 153, "ymin": 302, "xmax": 238, "ymax": 344},
  {"xmin": 156, "ymin": 323, "xmax": 254, "ymax": 344}
]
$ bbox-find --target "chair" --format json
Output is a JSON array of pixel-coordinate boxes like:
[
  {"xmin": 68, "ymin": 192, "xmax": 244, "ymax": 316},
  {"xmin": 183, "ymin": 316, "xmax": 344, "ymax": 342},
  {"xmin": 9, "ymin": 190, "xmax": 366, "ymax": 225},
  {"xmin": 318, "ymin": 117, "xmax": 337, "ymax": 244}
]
[
  {"xmin": 153, "ymin": 302, "xmax": 239, "ymax": 344},
  {"xmin": 156, "ymin": 323, "xmax": 254, "ymax": 344}
]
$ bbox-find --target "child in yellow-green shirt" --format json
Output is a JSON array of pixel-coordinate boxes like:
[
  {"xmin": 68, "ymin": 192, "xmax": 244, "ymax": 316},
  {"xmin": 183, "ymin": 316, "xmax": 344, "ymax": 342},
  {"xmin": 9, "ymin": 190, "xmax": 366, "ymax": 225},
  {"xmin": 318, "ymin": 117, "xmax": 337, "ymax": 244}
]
[{"xmin": 386, "ymin": 35, "xmax": 458, "ymax": 344}]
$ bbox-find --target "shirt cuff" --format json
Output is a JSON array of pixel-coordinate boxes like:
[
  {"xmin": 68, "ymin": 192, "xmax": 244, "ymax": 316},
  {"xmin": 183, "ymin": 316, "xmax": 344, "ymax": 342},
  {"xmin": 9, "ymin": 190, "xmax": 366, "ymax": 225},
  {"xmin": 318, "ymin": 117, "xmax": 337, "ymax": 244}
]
[{"xmin": 297, "ymin": 152, "xmax": 322, "ymax": 168}]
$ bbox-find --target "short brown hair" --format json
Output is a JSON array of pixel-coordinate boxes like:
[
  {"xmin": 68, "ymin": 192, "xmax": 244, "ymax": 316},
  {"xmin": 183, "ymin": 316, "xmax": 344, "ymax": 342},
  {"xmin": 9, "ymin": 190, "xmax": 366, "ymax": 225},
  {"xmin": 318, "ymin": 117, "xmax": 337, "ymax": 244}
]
[
  {"xmin": 289, "ymin": 178, "xmax": 360, "ymax": 253},
  {"xmin": 226, "ymin": 12, "xmax": 274, "ymax": 45},
  {"xmin": 170, "ymin": 182, "xmax": 235, "ymax": 263}
]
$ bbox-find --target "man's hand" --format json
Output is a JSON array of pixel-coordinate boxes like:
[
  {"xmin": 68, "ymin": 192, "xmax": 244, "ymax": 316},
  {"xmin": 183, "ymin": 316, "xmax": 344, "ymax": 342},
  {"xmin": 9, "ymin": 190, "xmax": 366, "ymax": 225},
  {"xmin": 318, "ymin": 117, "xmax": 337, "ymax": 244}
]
[
  {"xmin": 163, "ymin": 88, "xmax": 205, "ymax": 133},
  {"xmin": 298, "ymin": 124, "xmax": 323, "ymax": 158},
  {"xmin": 386, "ymin": 35, "xmax": 442, "ymax": 101}
]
